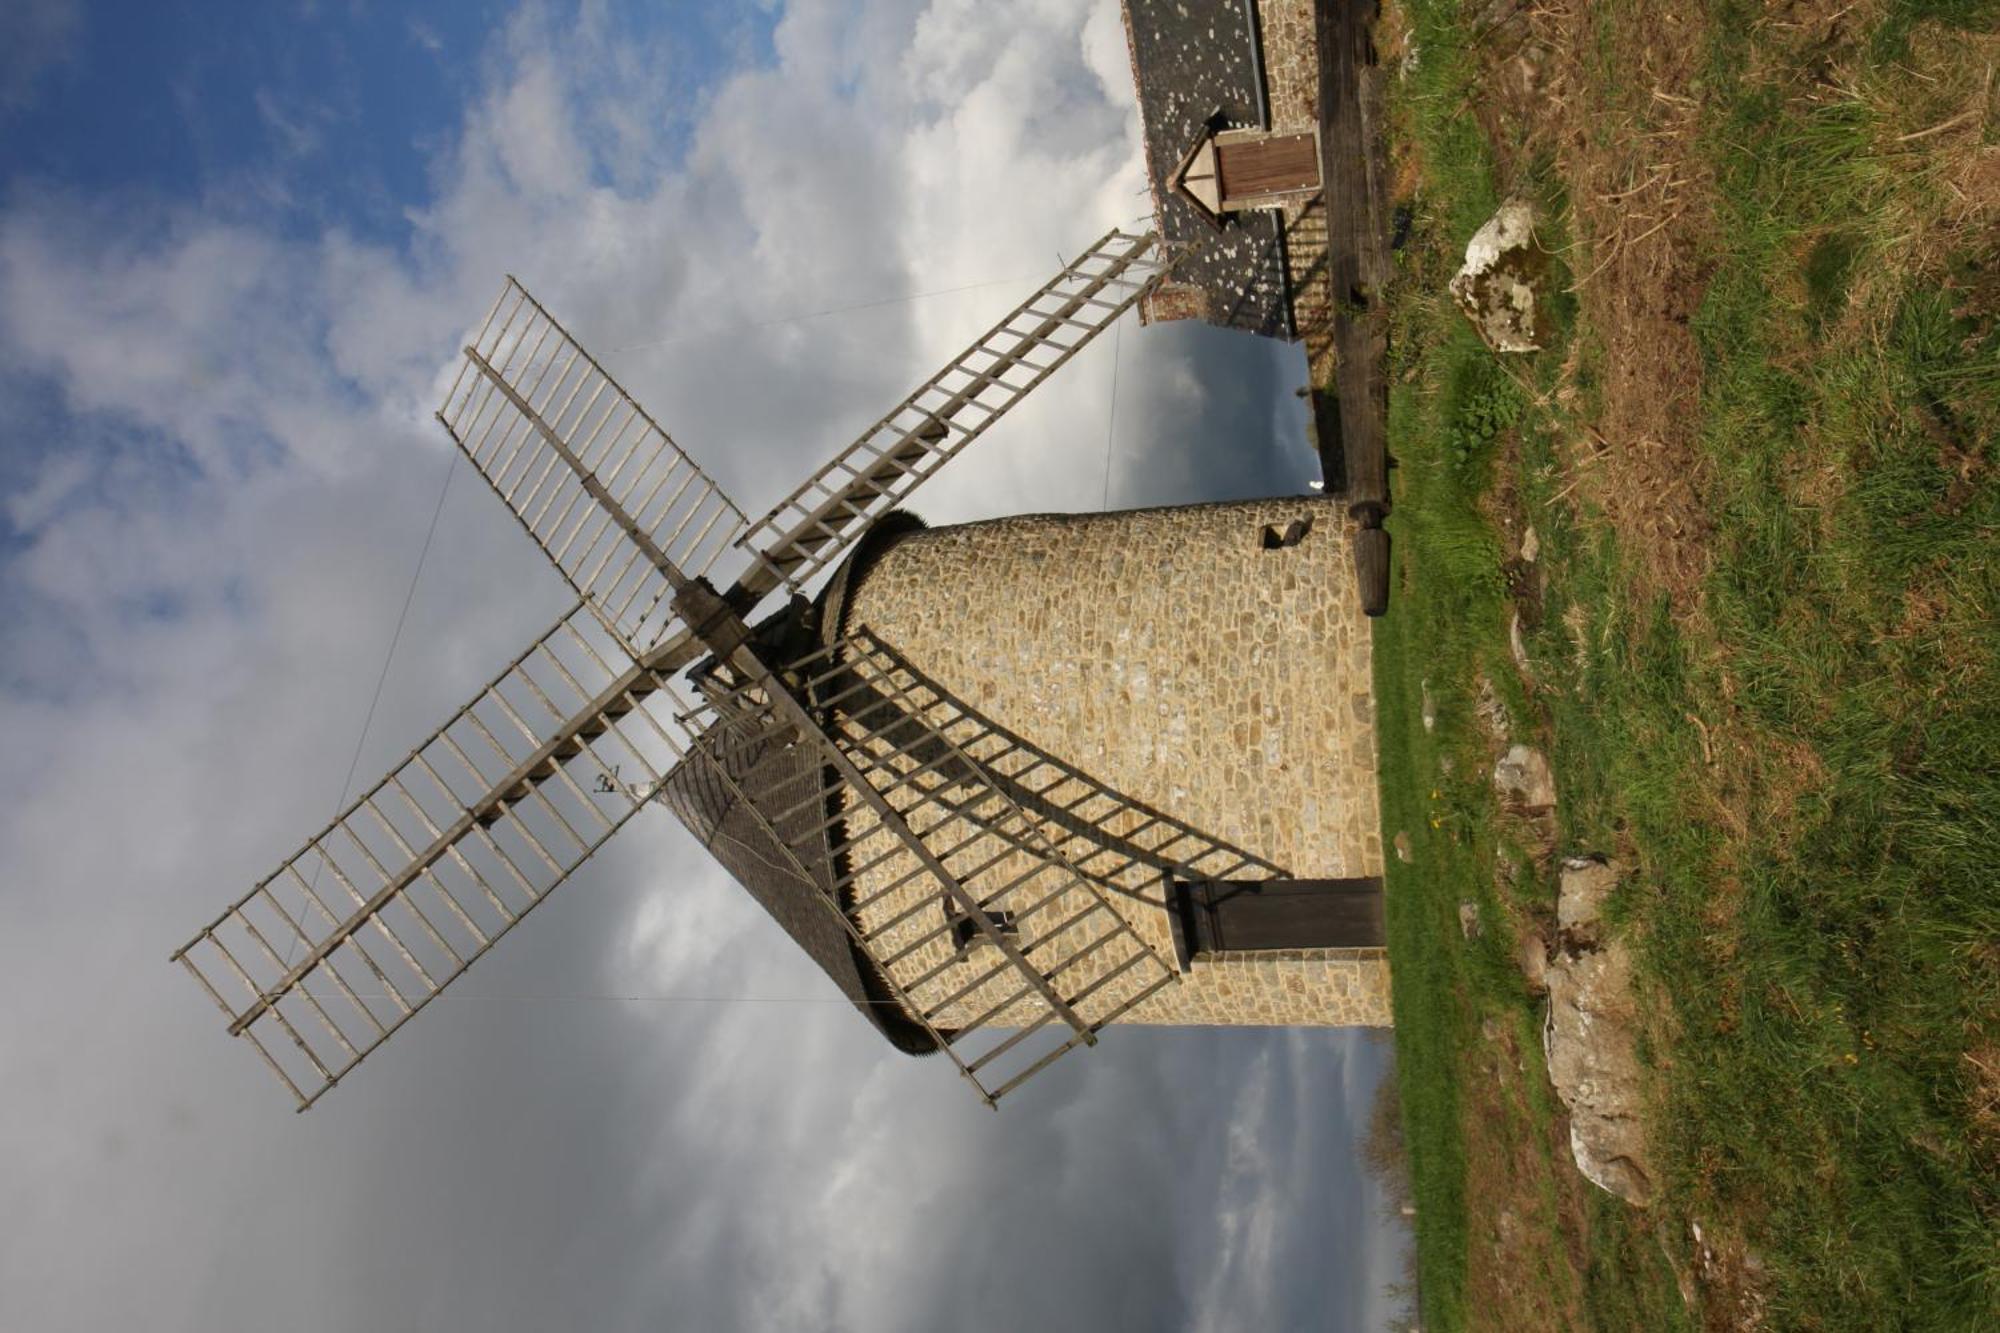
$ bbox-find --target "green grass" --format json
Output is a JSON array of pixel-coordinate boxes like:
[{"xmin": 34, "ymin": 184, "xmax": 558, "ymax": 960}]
[
  {"xmin": 1375, "ymin": 280, "xmax": 1697, "ymax": 1333},
  {"xmin": 1375, "ymin": 7, "xmax": 1689, "ymax": 1329},
  {"xmin": 1374, "ymin": 0, "xmax": 1999, "ymax": 1329},
  {"xmin": 1642, "ymin": 17, "xmax": 2000, "ymax": 1320}
]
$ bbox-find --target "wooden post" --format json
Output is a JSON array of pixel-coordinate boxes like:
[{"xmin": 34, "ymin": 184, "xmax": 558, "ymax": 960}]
[{"xmin": 1318, "ymin": 0, "xmax": 1395, "ymax": 614}]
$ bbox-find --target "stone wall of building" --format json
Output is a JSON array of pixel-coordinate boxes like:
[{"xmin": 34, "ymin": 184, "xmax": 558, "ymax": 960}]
[
  {"xmin": 1257, "ymin": 0, "xmax": 1334, "ymax": 362},
  {"xmin": 1260, "ymin": 0, "xmax": 1320, "ymax": 131},
  {"xmin": 835, "ymin": 498, "xmax": 1389, "ymax": 1031}
]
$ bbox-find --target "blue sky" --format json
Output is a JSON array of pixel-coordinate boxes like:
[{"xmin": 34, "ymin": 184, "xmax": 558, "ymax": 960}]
[
  {"xmin": 9, "ymin": 2, "xmax": 496, "ymax": 225},
  {"xmin": 0, "ymin": 3, "xmax": 1407, "ymax": 1330},
  {"xmin": 4, "ymin": 2, "xmax": 778, "ymax": 241}
]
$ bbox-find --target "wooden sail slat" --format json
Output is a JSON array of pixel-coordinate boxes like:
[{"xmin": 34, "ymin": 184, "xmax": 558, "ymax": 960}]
[
  {"xmin": 172, "ymin": 602, "xmax": 694, "ymax": 1109},
  {"xmin": 436, "ymin": 278, "xmax": 747, "ymax": 652},
  {"xmin": 737, "ymin": 230, "xmax": 1180, "ymax": 595}
]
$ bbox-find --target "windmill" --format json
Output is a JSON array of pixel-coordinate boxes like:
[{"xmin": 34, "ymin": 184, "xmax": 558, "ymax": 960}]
[{"xmin": 174, "ymin": 227, "xmax": 1391, "ymax": 1114}]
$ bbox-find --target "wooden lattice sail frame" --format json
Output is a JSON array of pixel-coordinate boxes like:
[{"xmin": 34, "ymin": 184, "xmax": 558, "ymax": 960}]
[{"xmin": 174, "ymin": 229, "xmax": 1189, "ymax": 1110}]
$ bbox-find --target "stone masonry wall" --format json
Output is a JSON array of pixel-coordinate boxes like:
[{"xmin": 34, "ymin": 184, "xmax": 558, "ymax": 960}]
[
  {"xmin": 1260, "ymin": 0, "xmax": 1320, "ymax": 132},
  {"xmin": 1258, "ymin": 0, "xmax": 1335, "ymax": 363},
  {"xmin": 837, "ymin": 498, "xmax": 1389, "ymax": 1030}
]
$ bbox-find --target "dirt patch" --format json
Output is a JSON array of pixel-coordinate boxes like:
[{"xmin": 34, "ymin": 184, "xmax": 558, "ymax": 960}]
[
  {"xmin": 1470, "ymin": 0, "xmax": 1722, "ymax": 610},
  {"xmin": 1886, "ymin": 557, "xmax": 1991, "ymax": 699},
  {"xmin": 1459, "ymin": 1012, "xmax": 1597, "ymax": 1331},
  {"xmin": 1687, "ymin": 1219, "xmax": 1771, "ymax": 1332},
  {"xmin": 1477, "ymin": 428, "xmax": 1531, "ymax": 553},
  {"xmin": 1478, "ymin": 431, "xmax": 1550, "ymax": 636}
]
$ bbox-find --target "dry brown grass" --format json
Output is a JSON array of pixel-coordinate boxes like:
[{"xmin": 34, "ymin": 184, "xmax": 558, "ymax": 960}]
[
  {"xmin": 1469, "ymin": 0, "xmax": 1723, "ymax": 611},
  {"xmin": 1967, "ymin": 1038, "xmax": 2000, "ymax": 1164},
  {"xmin": 1759, "ymin": 17, "xmax": 1999, "ymax": 346},
  {"xmin": 1858, "ymin": 24, "xmax": 2000, "ymax": 262}
]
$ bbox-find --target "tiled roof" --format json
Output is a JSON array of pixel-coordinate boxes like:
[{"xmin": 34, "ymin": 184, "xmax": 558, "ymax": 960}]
[
  {"xmin": 1121, "ymin": 0, "xmax": 1291, "ymax": 338},
  {"xmin": 657, "ymin": 723, "xmax": 942, "ymax": 1056}
]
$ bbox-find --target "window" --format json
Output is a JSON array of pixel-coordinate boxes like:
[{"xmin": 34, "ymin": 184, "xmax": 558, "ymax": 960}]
[
  {"xmin": 1261, "ymin": 516, "xmax": 1313, "ymax": 550},
  {"xmin": 947, "ymin": 901, "xmax": 1019, "ymax": 961}
]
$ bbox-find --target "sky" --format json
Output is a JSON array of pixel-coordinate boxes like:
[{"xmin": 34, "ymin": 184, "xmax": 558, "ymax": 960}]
[{"xmin": 0, "ymin": 2, "xmax": 1410, "ymax": 1330}]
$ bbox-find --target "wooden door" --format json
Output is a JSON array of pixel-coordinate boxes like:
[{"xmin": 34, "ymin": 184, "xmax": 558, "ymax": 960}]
[
  {"xmin": 1215, "ymin": 132, "xmax": 1320, "ymax": 204},
  {"xmin": 1173, "ymin": 877, "xmax": 1385, "ymax": 953}
]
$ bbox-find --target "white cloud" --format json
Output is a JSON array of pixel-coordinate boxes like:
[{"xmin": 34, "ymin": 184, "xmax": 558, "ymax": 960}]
[
  {"xmin": 1189, "ymin": 1045, "xmax": 1286, "ymax": 1331},
  {"xmin": 4, "ymin": 449, "xmax": 89, "ymax": 534},
  {"xmin": 253, "ymin": 86, "xmax": 328, "ymax": 161},
  {"xmin": 408, "ymin": 18, "xmax": 446, "ymax": 56}
]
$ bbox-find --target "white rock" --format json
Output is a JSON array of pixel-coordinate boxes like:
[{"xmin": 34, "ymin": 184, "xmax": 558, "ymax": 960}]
[
  {"xmin": 1492, "ymin": 743, "xmax": 1557, "ymax": 811},
  {"xmin": 1449, "ymin": 199, "xmax": 1548, "ymax": 354},
  {"xmin": 1463, "ymin": 199, "xmax": 1536, "ymax": 272},
  {"xmin": 1558, "ymin": 856, "xmax": 1622, "ymax": 936},
  {"xmin": 1544, "ymin": 938, "xmax": 1654, "ymax": 1205}
]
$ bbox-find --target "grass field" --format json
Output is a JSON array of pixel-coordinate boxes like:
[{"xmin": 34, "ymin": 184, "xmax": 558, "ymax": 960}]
[{"xmin": 1368, "ymin": 1, "xmax": 1999, "ymax": 1328}]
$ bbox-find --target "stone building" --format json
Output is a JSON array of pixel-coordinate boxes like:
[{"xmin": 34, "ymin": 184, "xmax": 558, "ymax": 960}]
[
  {"xmin": 1119, "ymin": 0, "xmax": 1331, "ymax": 343},
  {"xmin": 663, "ymin": 497, "xmax": 1390, "ymax": 1075}
]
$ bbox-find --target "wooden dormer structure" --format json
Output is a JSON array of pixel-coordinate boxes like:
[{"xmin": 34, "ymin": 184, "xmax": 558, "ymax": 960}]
[{"xmin": 1171, "ymin": 123, "xmax": 1322, "ymax": 224}]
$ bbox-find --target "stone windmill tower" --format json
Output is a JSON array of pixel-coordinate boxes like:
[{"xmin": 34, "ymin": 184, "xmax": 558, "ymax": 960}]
[{"xmin": 174, "ymin": 230, "xmax": 1386, "ymax": 1111}]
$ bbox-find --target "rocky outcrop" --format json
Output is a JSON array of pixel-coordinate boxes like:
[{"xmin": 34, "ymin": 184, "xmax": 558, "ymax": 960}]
[
  {"xmin": 1459, "ymin": 900, "xmax": 1484, "ymax": 939},
  {"xmin": 1542, "ymin": 856, "xmax": 1655, "ymax": 1205},
  {"xmin": 1493, "ymin": 743, "xmax": 1557, "ymax": 812},
  {"xmin": 1556, "ymin": 856, "xmax": 1620, "ymax": 939},
  {"xmin": 1449, "ymin": 199, "xmax": 1550, "ymax": 353}
]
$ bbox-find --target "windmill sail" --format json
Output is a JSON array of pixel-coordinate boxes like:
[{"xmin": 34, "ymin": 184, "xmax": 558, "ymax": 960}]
[
  {"xmin": 437, "ymin": 279, "xmax": 746, "ymax": 655},
  {"xmin": 181, "ymin": 228, "xmax": 1193, "ymax": 1113},
  {"xmin": 666, "ymin": 630, "xmax": 1180, "ymax": 1105},
  {"xmin": 172, "ymin": 602, "xmax": 691, "ymax": 1110},
  {"xmin": 735, "ymin": 229, "xmax": 1177, "ymax": 597}
]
